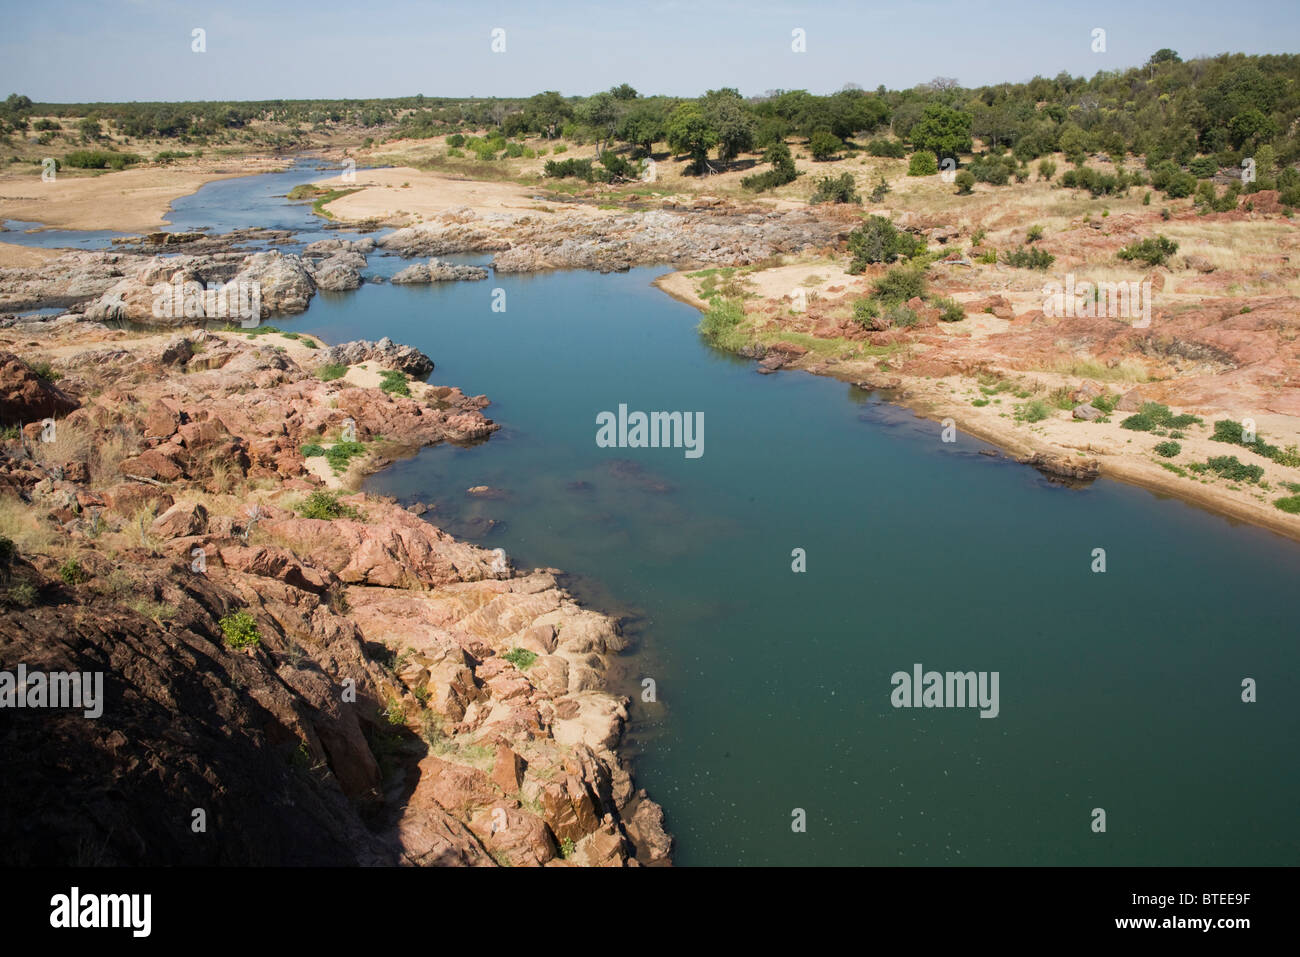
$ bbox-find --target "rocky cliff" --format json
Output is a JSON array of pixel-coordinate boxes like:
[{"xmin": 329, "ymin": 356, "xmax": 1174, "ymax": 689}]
[{"xmin": 0, "ymin": 322, "xmax": 670, "ymax": 866}]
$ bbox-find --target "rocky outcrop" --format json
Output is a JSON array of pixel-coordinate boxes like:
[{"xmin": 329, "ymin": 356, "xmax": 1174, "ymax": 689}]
[
  {"xmin": 0, "ymin": 352, "xmax": 80, "ymax": 425},
  {"xmin": 391, "ymin": 259, "xmax": 490, "ymax": 283},
  {"xmin": 230, "ymin": 249, "xmax": 316, "ymax": 315},
  {"xmin": 309, "ymin": 254, "xmax": 365, "ymax": 291},
  {"xmin": 379, "ymin": 205, "xmax": 852, "ymax": 274},
  {"xmin": 0, "ymin": 323, "xmax": 668, "ymax": 867},
  {"xmin": 319, "ymin": 337, "xmax": 435, "ymax": 379}
]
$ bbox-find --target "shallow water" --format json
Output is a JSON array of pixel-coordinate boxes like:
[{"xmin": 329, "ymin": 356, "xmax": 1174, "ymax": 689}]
[{"xmin": 18, "ymin": 166, "xmax": 1300, "ymax": 865}]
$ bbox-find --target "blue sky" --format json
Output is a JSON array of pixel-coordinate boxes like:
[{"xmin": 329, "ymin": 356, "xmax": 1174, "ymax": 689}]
[{"xmin": 2, "ymin": 0, "xmax": 1297, "ymax": 102}]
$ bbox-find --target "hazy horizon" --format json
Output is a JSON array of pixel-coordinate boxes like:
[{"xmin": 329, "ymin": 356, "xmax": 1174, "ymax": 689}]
[{"xmin": 1, "ymin": 0, "xmax": 1297, "ymax": 103}]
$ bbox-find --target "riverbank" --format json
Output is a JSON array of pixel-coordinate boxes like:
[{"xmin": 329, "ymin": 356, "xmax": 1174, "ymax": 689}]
[
  {"xmin": 0, "ymin": 154, "xmax": 293, "ymax": 231},
  {"xmin": 0, "ymin": 318, "xmax": 670, "ymax": 866}
]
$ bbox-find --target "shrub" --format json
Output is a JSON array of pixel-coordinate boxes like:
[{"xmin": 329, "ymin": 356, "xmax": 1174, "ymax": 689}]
[
  {"xmin": 1015, "ymin": 400, "xmax": 1051, "ymax": 423},
  {"xmin": 1210, "ymin": 419, "xmax": 1300, "ymax": 466},
  {"xmin": 7, "ymin": 580, "xmax": 38, "ymax": 607},
  {"xmin": 28, "ymin": 360, "xmax": 60, "ymax": 382},
  {"xmin": 846, "ymin": 216, "xmax": 924, "ymax": 272},
  {"xmin": 967, "ymin": 154, "xmax": 1013, "ymax": 186},
  {"xmin": 1117, "ymin": 235, "xmax": 1178, "ymax": 266},
  {"xmin": 316, "ymin": 362, "xmax": 348, "ymax": 382},
  {"xmin": 810, "ymin": 172, "xmax": 860, "ymax": 204},
  {"xmin": 808, "ymin": 130, "xmax": 843, "ymax": 161},
  {"xmin": 740, "ymin": 142, "xmax": 796, "ymax": 191},
  {"xmin": 1188, "ymin": 156, "xmax": 1217, "ymax": 178},
  {"xmin": 931, "ymin": 296, "xmax": 966, "ymax": 322},
  {"xmin": 59, "ymin": 557, "xmax": 87, "ymax": 586},
  {"xmin": 1002, "ymin": 246, "xmax": 1055, "ymax": 270},
  {"xmin": 378, "ymin": 369, "xmax": 411, "ymax": 396},
  {"xmin": 63, "ymin": 149, "xmax": 142, "ymax": 170},
  {"xmin": 219, "ymin": 611, "xmax": 261, "ymax": 650},
  {"xmin": 907, "ymin": 151, "xmax": 938, "ymax": 176},
  {"xmin": 884, "ymin": 303, "xmax": 919, "ymax": 328},
  {"xmin": 699, "ymin": 298, "xmax": 745, "ymax": 346},
  {"xmin": 324, "ymin": 440, "xmax": 367, "ymax": 473},
  {"xmin": 296, "ymin": 490, "xmax": 363, "ymax": 520},
  {"xmin": 954, "ymin": 169, "xmax": 975, "ymax": 194},
  {"xmin": 871, "ymin": 264, "xmax": 927, "ymax": 304},
  {"xmin": 869, "ymin": 176, "xmax": 890, "ymax": 203},
  {"xmin": 300, "ymin": 443, "xmax": 325, "ymax": 458},
  {"xmin": 1154, "ymin": 440, "xmax": 1182, "ymax": 458},
  {"xmin": 0, "ymin": 536, "xmax": 13, "ymax": 567},
  {"xmin": 867, "ymin": 138, "xmax": 907, "ymax": 158},
  {"xmin": 1121, "ymin": 402, "xmax": 1201, "ymax": 432},
  {"xmin": 446, "ymin": 133, "xmax": 465, "ymax": 147},
  {"xmin": 1188, "ymin": 455, "xmax": 1264, "ymax": 483},
  {"xmin": 851, "ymin": 298, "xmax": 880, "ymax": 327},
  {"xmin": 1025, "ymin": 224, "xmax": 1044, "ymax": 243},
  {"xmin": 1164, "ymin": 171, "xmax": 1197, "ymax": 198},
  {"xmin": 1274, "ymin": 496, "xmax": 1300, "ymax": 514},
  {"xmin": 502, "ymin": 647, "xmax": 537, "ymax": 670},
  {"xmin": 1038, "ymin": 159, "xmax": 1057, "ymax": 181}
]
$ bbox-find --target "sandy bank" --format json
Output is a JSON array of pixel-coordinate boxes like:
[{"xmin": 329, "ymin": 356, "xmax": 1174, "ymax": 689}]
[{"xmin": 0, "ymin": 156, "xmax": 291, "ymax": 232}]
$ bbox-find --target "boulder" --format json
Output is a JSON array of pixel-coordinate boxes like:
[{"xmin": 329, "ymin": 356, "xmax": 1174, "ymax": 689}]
[{"xmin": 150, "ymin": 501, "xmax": 208, "ymax": 538}]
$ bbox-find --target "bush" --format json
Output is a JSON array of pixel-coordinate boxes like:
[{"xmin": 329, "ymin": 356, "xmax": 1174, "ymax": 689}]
[
  {"xmin": 867, "ymin": 138, "xmax": 907, "ymax": 158},
  {"xmin": 954, "ymin": 169, "xmax": 975, "ymax": 194},
  {"xmin": 300, "ymin": 443, "xmax": 325, "ymax": 458},
  {"xmin": 1154, "ymin": 440, "xmax": 1182, "ymax": 458},
  {"xmin": 378, "ymin": 369, "xmax": 411, "ymax": 397},
  {"xmin": 810, "ymin": 172, "xmax": 860, "ymax": 204},
  {"xmin": 1164, "ymin": 171, "xmax": 1197, "ymax": 198},
  {"xmin": 808, "ymin": 130, "xmax": 843, "ymax": 161},
  {"xmin": 6, "ymin": 581, "xmax": 37, "ymax": 607},
  {"xmin": 884, "ymin": 303, "xmax": 919, "ymax": 328},
  {"xmin": 316, "ymin": 362, "xmax": 347, "ymax": 382},
  {"xmin": 871, "ymin": 264, "xmax": 927, "ymax": 304},
  {"xmin": 59, "ymin": 557, "xmax": 87, "ymax": 586},
  {"xmin": 1121, "ymin": 402, "xmax": 1201, "ymax": 432},
  {"xmin": 851, "ymin": 298, "xmax": 880, "ymax": 327},
  {"xmin": 1015, "ymin": 400, "xmax": 1051, "ymax": 423},
  {"xmin": 502, "ymin": 647, "xmax": 537, "ymax": 670},
  {"xmin": 699, "ymin": 298, "xmax": 745, "ymax": 346},
  {"xmin": 967, "ymin": 154, "xmax": 1013, "ymax": 186},
  {"xmin": 297, "ymin": 490, "xmax": 363, "ymax": 520},
  {"xmin": 846, "ymin": 216, "xmax": 924, "ymax": 272},
  {"xmin": 0, "ymin": 536, "xmax": 13, "ymax": 567},
  {"xmin": 62, "ymin": 149, "xmax": 142, "ymax": 170},
  {"xmin": 741, "ymin": 142, "xmax": 796, "ymax": 191},
  {"xmin": 931, "ymin": 296, "xmax": 966, "ymax": 322},
  {"xmin": 324, "ymin": 440, "xmax": 367, "ymax": 473},
  {"xmin": 1037, "ymin": 159, "xmax": 1057, "ymax": 181},
  {"xmin": 1210, "ymin": 419, "xmax": 1300, "ymax": 466},
  {"xmin": 219, "ymin": 611, "xmax": 261, "ymax": 650},
  {"xmin": 1117, "ymin": 235, "xmax": 1178, "ymax": 266},
  {"xmin": 1025, "ymin": 224, "xmax": 1044, "ymax": 243},
  {"xmin": 908, "ymin": 151, "xmax": 939, "ymax": 176},
  {"xmin": 1188, "ymin": 455, "xmax": 1264, "ymax": 483},
  {"xmin": 446, "ymin": 133, "xmax": 465, "ymax": 147},
  {"xmin": 1273, "ymin": 496, "xmax": 1300, "ymax": 514},
  {"xmin": 1188, "ymin": 155, "xmax": 1217, "ymax": 178},
  {"xmin": 1002, "ymin": 246, "xmax": 1055, "ymax": 270},
  {"xmin": 869, "ymin": 176, "xmax": 890, "ymax": 203}
]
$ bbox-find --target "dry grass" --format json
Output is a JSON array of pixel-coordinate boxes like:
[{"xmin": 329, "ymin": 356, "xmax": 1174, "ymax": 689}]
[
  {"xmin": 0, "ymin": 493, "xmax": 57, "ymax": 555},
  {"xmin": 1048, "ymin": 355, "xmax": 1151, "ymax": 384}
]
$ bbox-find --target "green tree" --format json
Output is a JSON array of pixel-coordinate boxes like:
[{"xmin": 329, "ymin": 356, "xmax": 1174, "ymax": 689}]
[
  {"xmin": 809, "ymin": 129, "xmax": 843, "ymax": 161},
  {"xmin": 954, "ymin": 169, "xmax": 975, "ymax": 194},
  {"xmin": 666, "ymin": 102, "xmax": 719, "ymax": 174},
  {"xmin": 909, "ymin": 103, "xmax": 972, "ymax": 160},
  {"xmin": 704, "ymin": 89, "xmax": 756, "ymax": 166}
]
